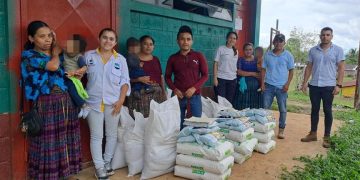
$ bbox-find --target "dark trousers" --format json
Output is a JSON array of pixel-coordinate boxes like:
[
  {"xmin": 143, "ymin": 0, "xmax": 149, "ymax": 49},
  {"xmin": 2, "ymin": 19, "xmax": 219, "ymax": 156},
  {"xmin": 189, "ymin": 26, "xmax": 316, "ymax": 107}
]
[
  {"xmin": 309, "ymin": 84, "xmax": 335, "ymax": 136},
  {"xmin": 64, "ymin": 77, "xmax": 85, "ymax": 107},
  {"xmin": 215, "ymin": 78, "xmax": 237, "ymax": 104}
]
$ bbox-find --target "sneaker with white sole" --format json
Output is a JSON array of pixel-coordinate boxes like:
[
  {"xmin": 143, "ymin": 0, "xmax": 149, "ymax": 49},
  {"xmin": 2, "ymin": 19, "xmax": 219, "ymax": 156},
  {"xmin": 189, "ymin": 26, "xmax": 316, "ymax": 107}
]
[
  {"xmin": 95, "ymin": 167, "xmax": 109, "ymax": 180},
  {"xmin": 104, "ymin": 162, "xmax": 115, "ymax": 176}
]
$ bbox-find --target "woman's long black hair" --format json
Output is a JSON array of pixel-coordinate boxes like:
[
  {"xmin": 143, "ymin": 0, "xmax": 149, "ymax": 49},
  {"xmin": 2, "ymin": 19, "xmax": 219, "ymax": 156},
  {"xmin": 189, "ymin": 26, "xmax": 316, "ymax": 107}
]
[{"xmin": 24, "ymin": 20, "xmax": 49, "ymax": 50}]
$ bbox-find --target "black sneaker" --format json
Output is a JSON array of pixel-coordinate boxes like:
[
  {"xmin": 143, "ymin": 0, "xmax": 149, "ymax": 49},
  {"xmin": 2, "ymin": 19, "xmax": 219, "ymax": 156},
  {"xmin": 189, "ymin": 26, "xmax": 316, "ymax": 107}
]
[
  {"xmin": 95, "ymin": 167, "xmax": 109, "ymax": 180},
  {"xmin": 104, "ymin": 162, "xmax": 115, "ymax": 176}
]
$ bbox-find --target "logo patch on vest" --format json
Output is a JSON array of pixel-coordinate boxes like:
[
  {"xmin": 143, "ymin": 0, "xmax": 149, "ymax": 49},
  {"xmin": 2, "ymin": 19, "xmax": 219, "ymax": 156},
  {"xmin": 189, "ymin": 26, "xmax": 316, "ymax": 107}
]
[
  {"xmin": 89, "ymin": 59, "xmax": 94, "ymax": 65},
  {"xmin": 114, "ymin": 63, "xmax": 120, "ymax": 69}
]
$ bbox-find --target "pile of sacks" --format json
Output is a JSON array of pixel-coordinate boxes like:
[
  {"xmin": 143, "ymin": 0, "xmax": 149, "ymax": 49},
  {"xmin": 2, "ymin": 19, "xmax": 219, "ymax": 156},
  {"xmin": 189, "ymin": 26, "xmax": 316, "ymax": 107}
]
[
  {"xmin": 245, "ymin": 109, "xmax": 277, "ymax": 154},
  {"xmin": 175, "ymin": 117, "xmax": 235, "ymax": 180},
  {"xmin": 216, "ymin": 117, "xmax": 257, "ymax": 164},
  {"xmin": 202, "ymin": 96, "xmax": 259, "ymax": 164},
  {"xmin": 111, "ymin": 96, "xmax": 181, "ymax": 179}
]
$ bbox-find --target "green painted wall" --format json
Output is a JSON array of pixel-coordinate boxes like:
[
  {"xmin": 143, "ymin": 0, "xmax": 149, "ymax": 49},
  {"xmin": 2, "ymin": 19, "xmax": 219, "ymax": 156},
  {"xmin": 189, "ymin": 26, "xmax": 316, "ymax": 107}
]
[
  {"xmin": 0, "ymin": 0, "xmax": 10, "ymax": 113},
  {"xmin": 252, "ymin": 0, "xmax": 261, "ymax": 47},
  {"xmin": 120, "ymin": 1, "xmax": 234, "ymax": 86}
]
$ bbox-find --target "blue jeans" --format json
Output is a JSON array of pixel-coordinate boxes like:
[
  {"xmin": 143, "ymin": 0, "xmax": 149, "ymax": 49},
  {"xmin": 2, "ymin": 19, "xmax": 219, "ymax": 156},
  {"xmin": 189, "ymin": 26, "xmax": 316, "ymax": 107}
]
[
  {"xmin": 263, "ymin": 83, "xmax": 288, "ymax": 129},
  {"xmin": 179, "ymin": 95, "xmax": 202, "ymax": 129}
]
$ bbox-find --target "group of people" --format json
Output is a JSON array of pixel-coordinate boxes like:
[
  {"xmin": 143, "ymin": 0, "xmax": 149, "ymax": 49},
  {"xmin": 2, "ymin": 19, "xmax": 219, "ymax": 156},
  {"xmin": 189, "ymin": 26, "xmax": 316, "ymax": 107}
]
[
  {"xmin": 20, "ymin": 19, "xmax": 344, "ymax": 180},
  {"xmin": 213, "ymin": 27, "xmax": 345, "ymax": 148}
]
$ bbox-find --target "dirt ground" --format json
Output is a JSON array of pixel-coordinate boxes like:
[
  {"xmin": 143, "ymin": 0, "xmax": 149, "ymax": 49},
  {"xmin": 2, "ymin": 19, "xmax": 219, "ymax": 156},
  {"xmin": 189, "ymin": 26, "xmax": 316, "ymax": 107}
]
[{"xmin": 74, "ymin": 111, "xmax": 342, "ymax": 180}]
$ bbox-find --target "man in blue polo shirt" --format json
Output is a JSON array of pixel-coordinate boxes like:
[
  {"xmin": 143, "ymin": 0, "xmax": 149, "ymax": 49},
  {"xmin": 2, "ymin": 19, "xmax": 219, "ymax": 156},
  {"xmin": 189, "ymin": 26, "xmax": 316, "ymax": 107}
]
[
  {"xmin": 300, "ymin": 27, "xmax": 345, "ymax": 148},
  {"xmin": 261, "ymin": 33, "xmax": 295, "ymax": 139}
]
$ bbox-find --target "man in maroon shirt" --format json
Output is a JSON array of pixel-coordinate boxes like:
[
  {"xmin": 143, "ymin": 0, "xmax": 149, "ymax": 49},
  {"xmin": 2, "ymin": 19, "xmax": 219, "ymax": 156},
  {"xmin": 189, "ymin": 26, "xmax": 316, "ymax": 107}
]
[{"xmin": 165, "ymin": 25, "xmax": 209, "ymax": 129}]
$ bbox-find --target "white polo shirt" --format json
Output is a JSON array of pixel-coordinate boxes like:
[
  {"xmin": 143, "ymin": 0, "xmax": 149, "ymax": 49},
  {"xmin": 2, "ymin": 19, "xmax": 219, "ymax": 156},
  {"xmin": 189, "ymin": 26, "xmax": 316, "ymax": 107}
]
[{"xmin": 85, "ymin": 49, "xmax": 131, "ymax": 112}]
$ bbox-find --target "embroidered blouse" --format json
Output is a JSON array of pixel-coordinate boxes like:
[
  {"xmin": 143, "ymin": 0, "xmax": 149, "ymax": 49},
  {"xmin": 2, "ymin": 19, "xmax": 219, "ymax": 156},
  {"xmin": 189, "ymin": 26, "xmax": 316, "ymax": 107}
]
[{"xmin": 20, "ymin": 49, "xmax": 67, "ymax": 101}]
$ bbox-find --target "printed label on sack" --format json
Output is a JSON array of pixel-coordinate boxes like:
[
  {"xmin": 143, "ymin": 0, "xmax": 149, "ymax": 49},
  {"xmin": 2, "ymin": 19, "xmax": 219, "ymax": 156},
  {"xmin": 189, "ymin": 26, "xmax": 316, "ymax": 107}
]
[
  {"xmin": 246, "ymin": 133, "xmax": 253, "ymax": 140},
  {"xmin": 192, "ymin": 153, "xmax": 204, "ymax": 158},
  {"xmin": 225, "ymin": 149, "xmax": 232, "ymax": 157},
  {"xmin": 192, "ymin": 168, "xmax": 205, "ymax": 175},
  {"xmin": 220, "ymin": 128, "xmax": 229, "ymax": 134},
  {"xmin": 191, "ymin": 165, "xmax": 204, "ymax": 170},
  {"xmin": 270, "ymin": 124, "xmax": 275, "ymax": 128}
]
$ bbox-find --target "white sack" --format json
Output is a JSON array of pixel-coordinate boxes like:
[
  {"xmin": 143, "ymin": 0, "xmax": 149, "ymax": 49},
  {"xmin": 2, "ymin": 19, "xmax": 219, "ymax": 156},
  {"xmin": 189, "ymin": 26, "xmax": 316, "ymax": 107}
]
[
  {"xmin": 255, "ymin": 140, "xmax": 276, "ymax": 154},
  {"xmin": 176, "ymin": 154, "xmax": 234, "ymax": 175},
  {"xmin": 236, "ymin": 138, "xmax": 258, "ymax": 155},
  {"xmin": 111, "ymin": 127, "xmax": 127, "ymax": 170},
  {"xmin": 253, "ymin": 121, "xmax": 276, "ymax": 133},
  {"xmin": 176, "ymin": 141, "xmax": 234, "ymax": 161},
  {"xmin": 119, "ymin": 106, "xmax": 135, "ymax": 128},
  {"xmin": 233, "ymin": 152, "xmax": 252, "ymax": 164},
  {"xmin": 124, "ymin": 111, "xmax": 147, "ymax": 176},
  {"xmin": 221, "ymin": 128, "xmax": 254, "ymax": 143},
  {"xmin": 201, "ymin": 96, "xmax": 215, "ymax": 118},
  {"xmin": 141, "ymin": 96, "xmax": 181, "ymax": 179},
  {"xmin": 174, "ymin": 165, "xmax": 232, "ymax": 180},
  {"xmin": 210, "ymin": 98, "xmax": 230, "ymax": 118},
  {"xmin": 253, "ymin": 130, "xmax": 275, "ymax": 143},
  {"xmin": 217, "ymin": 96, "xmax": 233, "ymax": 108}
]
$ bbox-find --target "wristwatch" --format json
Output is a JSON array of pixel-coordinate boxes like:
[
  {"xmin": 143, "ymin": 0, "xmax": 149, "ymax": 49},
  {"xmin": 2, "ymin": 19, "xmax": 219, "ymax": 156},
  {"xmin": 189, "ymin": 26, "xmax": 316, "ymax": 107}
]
[{"xmin": 336, "ymin": 84, "xmax": 342, "ymax": 88}]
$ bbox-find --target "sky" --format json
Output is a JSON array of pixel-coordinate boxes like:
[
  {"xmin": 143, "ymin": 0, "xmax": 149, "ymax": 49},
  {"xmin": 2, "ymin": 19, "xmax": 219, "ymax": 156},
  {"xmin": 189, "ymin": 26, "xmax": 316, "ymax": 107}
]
[{"xmin": 259, "ymin": 0, "xmax": 360, "ymax": 52}]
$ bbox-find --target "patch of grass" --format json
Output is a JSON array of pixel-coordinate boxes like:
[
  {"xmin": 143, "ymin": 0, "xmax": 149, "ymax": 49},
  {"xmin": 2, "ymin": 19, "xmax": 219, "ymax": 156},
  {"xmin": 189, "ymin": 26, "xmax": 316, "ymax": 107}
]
[
  {"xmin": 280, "ymin": 109, "xmax": 360, "ymax": 179},
  {"xmin": 288, "ymin": 90, "xmax": 309, "ymax": 103},
  {"xmin": 288, "ymin": 89, "xmax": 354, "ymax": 109}
]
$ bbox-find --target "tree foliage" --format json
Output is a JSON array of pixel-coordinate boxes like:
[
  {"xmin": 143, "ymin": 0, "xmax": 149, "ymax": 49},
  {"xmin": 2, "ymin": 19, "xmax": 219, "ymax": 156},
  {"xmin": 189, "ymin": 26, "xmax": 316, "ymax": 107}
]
[
  {"xmin": 285, "ymin": 27, "xmax": 318, "ymax": 63},
  {"xmin": 346, "ymin": 48, "xmax": 359, "ymax": 65}
]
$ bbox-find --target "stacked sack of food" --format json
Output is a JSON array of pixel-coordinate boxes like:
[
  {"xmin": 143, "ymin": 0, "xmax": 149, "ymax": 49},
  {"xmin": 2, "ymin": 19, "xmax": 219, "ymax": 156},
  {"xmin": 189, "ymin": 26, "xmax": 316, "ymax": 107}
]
[
  {"xmin": 245, "ymin": 109, "xmax": 277, "ymax": 154},
  {"xmin": 216, "ymin": 116, "xmax": 257, "ymax": 164},
  {"xmin": 175, "ymin": 117, "xmax": 234, "ymax": 180}
]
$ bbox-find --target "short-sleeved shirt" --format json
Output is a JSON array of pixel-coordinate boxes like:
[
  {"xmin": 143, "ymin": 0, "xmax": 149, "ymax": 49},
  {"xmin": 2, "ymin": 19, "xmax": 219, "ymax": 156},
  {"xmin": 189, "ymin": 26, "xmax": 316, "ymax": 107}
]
[
  {"xmin": 141, "ymin": 56, "xmax": 162, "ymax": 85},
  {"xmin": 262, "ymin": 50, "xmax": 295, "ymax": 88},
  {"xmin": 85, "ymin": 49, "xmax": 131, "ymax": 112},
  {"xmin": 308, "ymin": 44, "xmax": 345, "ymax": 87},
  {"xmin": 20, "ymin": 49, "xmax": 67, "ymax": 101},
  {"xmin": 214, "ymin": 45, "xmax": 238, "ymax": 80}
]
